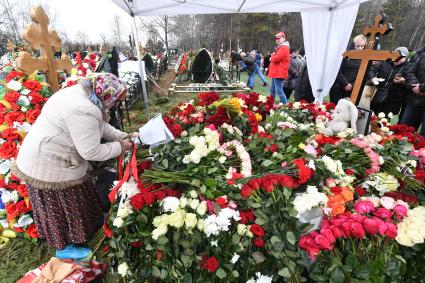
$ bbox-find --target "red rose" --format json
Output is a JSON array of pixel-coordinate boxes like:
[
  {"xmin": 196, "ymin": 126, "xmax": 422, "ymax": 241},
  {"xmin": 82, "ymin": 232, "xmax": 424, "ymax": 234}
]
[
  {"xmin": 4, "ymin": 111, "xmax": 25, "ymax": 126},
  {"xmin": 154, "ymin": 190, "xmax": 167, "ymax": 201},
  {"xmin": 314, "ymin": 234, "xmax": 332, "ymax": 250},
  {"xmin": 5, "ymin": 71, "xmax": 23, "ymax": 82},
  {"xmin": 1, "ymin": 128, "xmax": 20, "ymax": 141},
  {"xmin": 143, "ymin": 192, "xmax": 156, "ymax": 206},
  {"xmin": 216, "ymin": 197, "xmax": 227, "ymax": 208},
  {"xmin": 28, "ymin": 92, "xmax": 45, "ymax": 104},
  {"xmin": 130, "ymin": 241, "xmax": 142, "ymax": 248},
  {"xmin": 0, "ymin": 141, "xmax": 18, "ymax": 159},
  {"xmin": 253, "ymin": 238, "xmax": 265, "ymax": 248},
  {"xmin": 363, "ymin": 218, "xmax": 379, "ymax": 235},
  {"xmin": 320, "ymin": 228, "xmax": 336, "ymax": 244},
  {"xmin": 23, "ymin": 80, "xmax": 42, "ymax": 92},
  {"xmin": 329, "ymin": 226, "xmax": 343, "ymax": 238},
  {"xmin": 383, "ymin": 222, "xmax": 397, "ymax": 239},
  {"xmin": 355, "ymin": 187, "xmax": 366, "ymax": 196},
  {"xmin": 26, "ymin": 109, "xmax": 41, "ymax": 124},
  {"xmin": 250, "ymin": 224, "xmax": 265, "ymax": 237},
  {"xmin": 26, "ymin": 224, "xmax": 39, "ymax": 239},
  {"xmin": 103, "ymin": 223, "xmax": 113, "ymax": 238},
  {"xmin": 16, "ymin": 184, "xmax": 29, "ymax": 197},
  {"xmin": 130, "ymin": 193, "xmax": 145, "ymax": 210},
  {"xmin": 4, "ymin": 91, "xmax": 21, "ymax": 103},
  {"xmin": 16, "ymin": 200, "xmax": 30, "ymax": 214},
  {"xmin": 138, "ymin": 160, "xmax": 152, "ymax": 171},
  {"xmin": 373, "ymin": 207, "xmax": 392, "ymax": 220},
  {"xmin": 239, "ymin": 210, "xmax": 255, "ymax": 224},
  {"xmin": 5, "ymin": 203, "xmax": 19, "ymax": 221},
  {"xmin": 202, "ymin": 256, "xmax": 219, "ymax": 272},
  {"xmin": 156, "ymin": 250, "xmax": 164, "ymax": 261},
  {"xmin": 349, "ymin": 222, "xmax": 365, "ymax": 239}
]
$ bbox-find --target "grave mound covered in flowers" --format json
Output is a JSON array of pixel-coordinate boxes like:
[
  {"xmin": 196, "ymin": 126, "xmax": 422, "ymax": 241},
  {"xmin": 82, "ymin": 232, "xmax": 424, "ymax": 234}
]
[{"xmin": 104, "ymin": 92, "xmax": 425, "ymax": 282}]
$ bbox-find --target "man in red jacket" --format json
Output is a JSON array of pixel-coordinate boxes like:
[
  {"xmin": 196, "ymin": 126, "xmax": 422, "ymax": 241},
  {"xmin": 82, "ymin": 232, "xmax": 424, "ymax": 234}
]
[{"xmin": 268, "ymin": 32, "xmax": 290, "ymax": 103}]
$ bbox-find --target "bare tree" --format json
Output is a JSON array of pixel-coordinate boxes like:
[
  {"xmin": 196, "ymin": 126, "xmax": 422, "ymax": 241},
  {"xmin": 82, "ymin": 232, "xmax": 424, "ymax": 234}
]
[
  {"xmin": 75, "ymin": 30, "xmax": 89, "ymax": 49},
  {"xmin": 111, "ymin": 15, "xmax": 124, "ymax": 49},
  {"xmin": 139, "ymin": 15, "xmax": 173, "ymax": 53}
]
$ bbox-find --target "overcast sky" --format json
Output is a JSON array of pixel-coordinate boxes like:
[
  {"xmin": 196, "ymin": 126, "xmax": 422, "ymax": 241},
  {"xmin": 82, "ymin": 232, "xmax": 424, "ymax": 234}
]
[{"xmin": 24, "ymin": 0, "xmax": 141, "ymax": 43}]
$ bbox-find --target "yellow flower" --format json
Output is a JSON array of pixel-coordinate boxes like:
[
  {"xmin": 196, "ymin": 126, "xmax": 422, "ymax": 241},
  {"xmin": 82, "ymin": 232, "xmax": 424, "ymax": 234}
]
[
  {"xmin": 255, "ymin": 113, "xmax": 262, "ymax": 122},
  {"xmin": 229, "ymin": 98, "xmax": 242, "ymax": 113},
  {"xmin": 298, "ymin": 143, "xmax": 306, "ymax": 150}
]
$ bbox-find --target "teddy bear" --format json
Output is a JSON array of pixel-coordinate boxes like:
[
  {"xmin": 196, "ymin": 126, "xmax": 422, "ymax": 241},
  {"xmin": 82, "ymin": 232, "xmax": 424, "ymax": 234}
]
[{"xmin": 320, "ymin": 98, "xmax": 358, "ymax": 136}]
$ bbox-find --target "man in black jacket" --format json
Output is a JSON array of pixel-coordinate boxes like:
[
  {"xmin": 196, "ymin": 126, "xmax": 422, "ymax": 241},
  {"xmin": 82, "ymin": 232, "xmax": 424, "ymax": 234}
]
[
  {"xmin": 400, "ymin": 46, "xmax": 425, "ymax": 137},
  {"xmin": 370, "ymin": 47, "xmax": 410, "ymax": 116}
]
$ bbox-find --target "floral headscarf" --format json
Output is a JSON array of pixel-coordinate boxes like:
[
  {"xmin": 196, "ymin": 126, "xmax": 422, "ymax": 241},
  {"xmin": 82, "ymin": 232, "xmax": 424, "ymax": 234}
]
[{"xmin": 80, "ymin": 73, "xmax": 126, "ymax": 109}]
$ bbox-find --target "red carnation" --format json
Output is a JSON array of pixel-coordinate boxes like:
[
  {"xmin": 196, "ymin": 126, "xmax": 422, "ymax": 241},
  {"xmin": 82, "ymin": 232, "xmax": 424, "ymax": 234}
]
[
  {"xmin": 4, "ymin": 111, "xmax": 25, "ymax": 126},
  {"xmin": 201, "ymin": 256, "xmax": 219, "ymax": 272},
  {"xmin": 16, "ymin": 184, "xmax": 28, "ymax": 197},
  {"xmin": 5, "ymin": 203, "xmax": 20, "ymax": 221},
  {"xmin": 26, "ymin": 224, "xmax": 39, "ymax": 239},
  {"xmin": 143, "ymin": 192, "xmax": 156, "ymax": 206},
  {"xmin": 130, "ymin": 193, "xmax": 145, "ymax": 210},
  {"xmin": 4, "ymin": 91, "xmax": 21, "ymax": 103},
  {"xmin": 252, "ymin": 238, "xmax": 265, "ymax": 248},
  {"xmin": 28, "ymin": 92, "xmax": 45, "ymax": 104},
  {"xmin": 5, "ymin": 71, "xmax": 23, "ymax": 82},
  {"xmin": 1, "ymin": 128, "xmax": 20, "ymax": 141},
  {"xmin": 250, "ymin": 224, "xmax": 265, "ymax": 237},
  {"xmin": 23, "ymin": 80, "xmax": 42, "ymax": 92}
]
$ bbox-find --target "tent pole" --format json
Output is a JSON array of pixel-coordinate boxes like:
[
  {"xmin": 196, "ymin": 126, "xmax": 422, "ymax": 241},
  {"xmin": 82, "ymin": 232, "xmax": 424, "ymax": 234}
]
[
  {"xmin": 316, "ymin": 2, "xmax": 336, "ymax": 104},
  {"xmin": 132, "ymin": 15, "xmax": 150, "ymax": 119}
]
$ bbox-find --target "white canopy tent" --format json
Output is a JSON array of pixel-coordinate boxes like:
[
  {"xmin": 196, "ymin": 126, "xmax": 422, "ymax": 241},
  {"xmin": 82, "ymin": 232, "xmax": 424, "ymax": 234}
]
[{"xmin": 111, "ymin": 0, "xmax": 367, "ymax": 107}]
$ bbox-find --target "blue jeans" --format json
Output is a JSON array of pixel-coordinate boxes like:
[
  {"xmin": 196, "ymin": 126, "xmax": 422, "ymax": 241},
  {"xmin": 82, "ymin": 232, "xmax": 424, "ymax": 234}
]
[
  {"xmin": 270, "ymin": 78, "xmax": 287, "ymax": 103},
  {"xmin": 399, "ymin": 104, "xmax": 425, "ymax": 137},
  {"xmin": 247, "ymin": 66, "xmax": 267, "ymax": 88}
]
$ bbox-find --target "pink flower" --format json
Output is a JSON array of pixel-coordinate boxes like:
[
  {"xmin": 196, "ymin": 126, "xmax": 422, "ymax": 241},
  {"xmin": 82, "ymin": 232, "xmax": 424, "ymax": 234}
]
[
  {"xmin": 330, "ymin": 226, "xmax": 343, "ymax": 238},
  {"xmin": 393, "ymin": 204, "xmax": 408, "ymax": 219},
  {"xmin": 350, "ymin": 222, "xmax": 365, "ymax": 239},
  {"xmin": 314, "ymin": 234, "xmax": 333, "ymax": 250},
  {"xmin": 299, "ymin": 235, "xmax": 320, "ymax": 258},
  {"xmin": 350, "ymin": 214, "xmax": 367, "ymax": 223},
  {"xmin": 354, "ymin": 200, "xmax": 375, "ymax": 214},
  {"xmin": 384, "ymin": 222, "xmax": 397, "ymax": 239},
  {"xmin": 373, "ymin": 207, "xmax": 392, "ymax": 220},
  {"xmin": 363, "ymin": 218, "xmax": 379, "ymax": 235},
  {"xmin": 320, "ymin": 228, "xmax": 336, "ymax": 244}
]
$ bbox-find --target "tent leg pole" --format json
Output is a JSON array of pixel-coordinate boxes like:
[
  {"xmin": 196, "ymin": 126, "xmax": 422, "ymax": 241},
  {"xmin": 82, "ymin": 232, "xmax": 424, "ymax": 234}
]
[{"xmin": 132, "ymin": 15, "xmax": 150, "ymax": 119}]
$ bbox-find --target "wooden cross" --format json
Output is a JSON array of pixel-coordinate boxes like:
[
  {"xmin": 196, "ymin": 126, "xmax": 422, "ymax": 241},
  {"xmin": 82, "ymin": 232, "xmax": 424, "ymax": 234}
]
[
  {"xmin": 16, "ymin": 6, "xmax": 72, "ymax": 92},
  {"xmin": 344, "ymin": 13, "xmax": 401, "ymax": 104}
]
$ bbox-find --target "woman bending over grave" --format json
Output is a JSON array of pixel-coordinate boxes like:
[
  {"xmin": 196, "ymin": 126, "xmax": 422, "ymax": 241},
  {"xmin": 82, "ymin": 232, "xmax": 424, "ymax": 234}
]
[{"xmin": 12, "ymin": 73, "xmax": 138, "ymax": 260}]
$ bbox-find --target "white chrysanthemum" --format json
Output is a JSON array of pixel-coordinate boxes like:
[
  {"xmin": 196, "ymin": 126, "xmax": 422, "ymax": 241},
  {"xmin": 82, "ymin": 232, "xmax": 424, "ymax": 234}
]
[
  {"xmin": 292, "ymin": 186, "xmax": 328, "ymax": 215},
  {"xmin": 117, "ymin": 262, "xmax": 129, "ymax": 277},
  {"xmin": 162, "ymin": 197, "xmax": 180, "ymax": 212},
  {"xmin": 7, "ymin": 80, "xmax": 22, "ymax": 91}
]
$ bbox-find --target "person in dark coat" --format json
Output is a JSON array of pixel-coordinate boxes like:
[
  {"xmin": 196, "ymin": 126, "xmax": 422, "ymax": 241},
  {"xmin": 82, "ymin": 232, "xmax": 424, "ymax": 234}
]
[
  {"xmin": 294, "ymin": 62, "xmax": 314, "ymax": 103},
  {"xmin": 284, "ymin": 47, "xmax": 303, "ymax": 99},
  {"xmin": 400, "ymin": 45, "xmax": 425, "ymax": 137},
  {"xmin": 370, "ymin": 47, "xmax": 410, "ymax": 116},
  {"xmin": 329, "ymin": 35, "xmax": 371, "ymax": 104},
  {"xmin": 263, "ymin": 53, "xmax": 271, "ymax": 73}
]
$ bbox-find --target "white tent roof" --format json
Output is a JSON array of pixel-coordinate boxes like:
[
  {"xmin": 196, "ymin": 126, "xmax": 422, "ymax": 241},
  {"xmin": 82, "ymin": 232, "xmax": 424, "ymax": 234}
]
[
  {"xmin": 111, "ymin": 0, "xmax": 365, "ymax": 16},
  {"xmin": 111, "ymin": 0, "xmax": 369, "ymax": 104}
]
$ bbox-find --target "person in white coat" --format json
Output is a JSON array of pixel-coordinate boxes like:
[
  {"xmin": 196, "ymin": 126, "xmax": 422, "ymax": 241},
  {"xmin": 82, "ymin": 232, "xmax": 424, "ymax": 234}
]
[{"xmin": 13, "ymin": 73, "xmax": 135, "ymax": 259}]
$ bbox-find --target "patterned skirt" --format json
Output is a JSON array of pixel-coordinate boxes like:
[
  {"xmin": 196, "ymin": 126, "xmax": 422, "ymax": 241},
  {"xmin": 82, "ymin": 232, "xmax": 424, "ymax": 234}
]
[{"xmin": 28, "ymin": 179, "xmax": 104, "ymax": 250}]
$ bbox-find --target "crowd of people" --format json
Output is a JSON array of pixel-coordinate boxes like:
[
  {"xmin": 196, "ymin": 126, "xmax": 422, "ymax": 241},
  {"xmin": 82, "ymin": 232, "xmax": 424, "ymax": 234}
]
[{"xmin": 230, "ymin": 32, "xmax": 425, "ymax": 138}]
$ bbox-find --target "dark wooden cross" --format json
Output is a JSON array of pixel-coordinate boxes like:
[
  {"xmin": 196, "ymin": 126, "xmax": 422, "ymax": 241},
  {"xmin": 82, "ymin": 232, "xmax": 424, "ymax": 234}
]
[
  {"xmin": 343, "ymin": 13, "xmax": 401, "ymax": 104},
  {"xmin": 16, "ymin": 6, "xmax": 72, "ymax": 92}
]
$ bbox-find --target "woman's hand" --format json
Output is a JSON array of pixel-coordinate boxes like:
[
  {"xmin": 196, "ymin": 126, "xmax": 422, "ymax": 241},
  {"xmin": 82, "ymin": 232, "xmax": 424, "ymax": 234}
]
[
  {"xmin": 344, "ymin": 83, "xmax": 353, "ymax": 92},
  {"xmin": 119, "ymin": 139, "xmax": 132, "ymax": 153},
  {"xmin": 126, "ymin": 132, "xmax": 139, "ymax": 139}
]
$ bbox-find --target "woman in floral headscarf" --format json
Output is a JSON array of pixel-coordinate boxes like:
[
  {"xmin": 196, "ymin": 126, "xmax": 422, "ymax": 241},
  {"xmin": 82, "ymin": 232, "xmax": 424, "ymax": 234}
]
[{"xmin": 13, "ymin": 73, "xmax": 135, "ymax": 259}]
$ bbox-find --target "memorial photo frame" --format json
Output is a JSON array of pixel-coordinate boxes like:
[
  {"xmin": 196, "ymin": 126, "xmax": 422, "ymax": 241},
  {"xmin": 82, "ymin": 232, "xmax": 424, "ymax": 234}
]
[{"xmin": 356, "ymin": 107, "xmax": 373, "ymax": 136}]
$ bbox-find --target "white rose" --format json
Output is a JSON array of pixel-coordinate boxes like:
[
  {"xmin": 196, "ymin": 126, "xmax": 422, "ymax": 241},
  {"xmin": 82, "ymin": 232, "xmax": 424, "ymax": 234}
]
[
  {"xmin": 197, "ymin": 219, "xmax": 205, "ymax": 231},
  {"xmin": 396, "ymin": 232, "xmax": 414, "ymax": 247},
  {"xmin": 117, "ymin": 262, "xmax": 129, "ymax": 277},
  {"xmin": 168, "ymin": 210, "xmax": 186, "ymax": 228},
  {"xmin": 378, "ymin": 112, "xmax": 385, "ymax": 119},
  {"xmin": 196, "ymin": 201, "xmax": 207, "ymax": 216},
  {"xmin": 7, "ymin": 80, "xmax": 22, "ymax": 91},
  {"xmin": 185, "ymin": 213, "xmax": 198, "ymax": 229},
  {"xmin": 181, "ymin": 130, "xmax": 188, "ymax": 137},
  {"xmin": 113, "ymin": 217, "xmax": 124, "ymax": 228},
  {"xmin": 179, "ymin": 197, "xmax": 188, "ymax": 208},
  {"xmin": 152, "ymin": 223, "xmax": 168, "ymax": 240},
  {"xmin": 407, "ymin": 229, "xmax": 424, "ymax": 244},
  {"xmin": 189, "ymin": 190, "xmax": 198, "ymax": 198},
  {"xmin": 237, "ymin": 224, "xmax": 247, "ymax": 236},
  {"xmin": 189, "ymin": 199, "xmax": 200, "ymax": 210},
  {"xmin": 219, "ymin": 156, "xmax": 227, "ymax": 164}
]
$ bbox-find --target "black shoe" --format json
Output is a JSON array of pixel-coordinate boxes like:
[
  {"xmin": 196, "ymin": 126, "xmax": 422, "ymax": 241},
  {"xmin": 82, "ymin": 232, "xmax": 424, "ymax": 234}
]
[{"xmin": 263, "ymin": 82, "xmax": 268, "ymax": 87}]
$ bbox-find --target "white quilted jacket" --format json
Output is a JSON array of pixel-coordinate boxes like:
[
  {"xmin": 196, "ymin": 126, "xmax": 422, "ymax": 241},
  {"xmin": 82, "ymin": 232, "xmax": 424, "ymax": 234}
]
[{"xmin": 15, "ymin": 84, "xmax": 126, "ymax": 185}]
